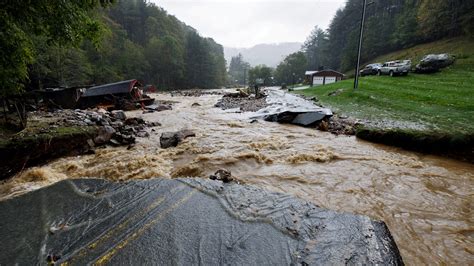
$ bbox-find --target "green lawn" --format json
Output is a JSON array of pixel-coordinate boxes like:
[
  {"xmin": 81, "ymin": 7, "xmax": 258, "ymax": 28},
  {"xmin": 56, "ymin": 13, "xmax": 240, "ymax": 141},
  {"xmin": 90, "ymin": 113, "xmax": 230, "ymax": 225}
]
[{"xmin": 297, "ymin": 38, "xmax": 474, "ymax": 136}]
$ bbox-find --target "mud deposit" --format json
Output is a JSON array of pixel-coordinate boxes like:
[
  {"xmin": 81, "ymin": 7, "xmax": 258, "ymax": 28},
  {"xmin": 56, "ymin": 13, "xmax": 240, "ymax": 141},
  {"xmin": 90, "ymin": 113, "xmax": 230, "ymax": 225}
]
[{"xmin": 1, "ymin": 91, "xmax": 473, "ymax": 264}]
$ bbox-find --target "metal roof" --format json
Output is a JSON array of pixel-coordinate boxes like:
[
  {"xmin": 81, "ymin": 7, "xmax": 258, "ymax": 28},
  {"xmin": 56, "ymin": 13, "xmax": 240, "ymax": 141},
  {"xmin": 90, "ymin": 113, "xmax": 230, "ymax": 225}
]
[
  {"xmin": 305, "ymin": 69, "xmax": 345, "ymax": 77},
  {"xmin": 81, "ymin": 80, "xmax": 140, "ymax": 97}
]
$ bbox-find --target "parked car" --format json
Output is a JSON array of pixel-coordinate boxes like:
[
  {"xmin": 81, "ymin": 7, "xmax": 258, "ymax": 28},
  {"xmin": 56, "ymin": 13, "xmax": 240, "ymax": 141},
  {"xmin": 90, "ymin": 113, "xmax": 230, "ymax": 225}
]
[
  {"xmin": 379, "ymin": 60, "xmax": 411, "ymax": 76},
  {"xmin": 359, "ymin": 63, "xmax": 382, "ymax": 76},
  {"xmin": 415, "ymin": 54, "xmax": 455, "ymax": 74}
]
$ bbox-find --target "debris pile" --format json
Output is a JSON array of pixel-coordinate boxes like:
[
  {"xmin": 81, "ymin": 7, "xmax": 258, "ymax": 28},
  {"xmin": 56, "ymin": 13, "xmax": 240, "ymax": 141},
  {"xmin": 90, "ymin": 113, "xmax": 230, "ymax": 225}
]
[
  {"xmin": 37, "ymin": 80, "xmax": 155, "ymax": 110},
  {"xmin": 215, "ymin": 90, "xmax": 268, "ymax": 112},
  {"xmin": 170, "ymin": 90, "xmax": 223, "ymax": 97},
  {"xmin": 291, "ymin": 95, "xmax": 358, "ymax": 135},
  {"xmin": 66, "ymin": 109, "xmax": 161, "ymax": 146},
  {"xmin": 318, "ymin": 116, "xmax": 359, "ymax": 135}
]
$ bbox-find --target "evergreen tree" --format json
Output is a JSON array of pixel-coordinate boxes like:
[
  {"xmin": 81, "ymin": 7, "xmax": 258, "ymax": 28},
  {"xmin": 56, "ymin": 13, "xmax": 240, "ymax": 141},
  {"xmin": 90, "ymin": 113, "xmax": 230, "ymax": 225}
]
[
  {"xmin": 303, "ymin": 26, "xmax": 329, "ymax": 70},
  {"xmin": 248, "ymin": 65, "xmax": 274, "ymax": 86},
  {"xmin": 228, "ymin": 54, "xmax": 251, "ymax": 85},
  {"xmin": 275, "ymin": 52, "xmax": 308, "ymax": 85}
]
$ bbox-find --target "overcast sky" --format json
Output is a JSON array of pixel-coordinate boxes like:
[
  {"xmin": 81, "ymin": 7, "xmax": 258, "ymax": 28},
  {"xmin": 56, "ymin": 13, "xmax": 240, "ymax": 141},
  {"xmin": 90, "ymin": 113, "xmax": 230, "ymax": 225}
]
[{"xmin": 151, "ymin": 0, "xmax": 346, "ymax": 48}]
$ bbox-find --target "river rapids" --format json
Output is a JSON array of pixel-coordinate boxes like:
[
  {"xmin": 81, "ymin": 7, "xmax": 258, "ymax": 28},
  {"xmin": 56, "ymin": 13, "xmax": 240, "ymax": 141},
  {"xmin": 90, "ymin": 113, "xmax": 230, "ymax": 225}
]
[{"xmin": 1, "ymin": 89, "xmax": 472, "ymax": 264}]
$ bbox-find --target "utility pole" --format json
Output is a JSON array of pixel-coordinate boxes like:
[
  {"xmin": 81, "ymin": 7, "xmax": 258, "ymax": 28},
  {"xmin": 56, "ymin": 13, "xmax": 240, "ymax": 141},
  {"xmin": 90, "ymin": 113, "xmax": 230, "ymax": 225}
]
[{"xmin": 353, "ymin": 0, "xmax": 368, "ymax": 90}]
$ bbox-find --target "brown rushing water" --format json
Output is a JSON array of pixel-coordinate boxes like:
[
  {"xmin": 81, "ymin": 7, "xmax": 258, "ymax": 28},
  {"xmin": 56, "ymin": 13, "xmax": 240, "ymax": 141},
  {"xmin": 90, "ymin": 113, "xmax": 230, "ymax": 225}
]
[{"xmin": 1, "ymin": 91, "xmax": 473, "ymax": 265}]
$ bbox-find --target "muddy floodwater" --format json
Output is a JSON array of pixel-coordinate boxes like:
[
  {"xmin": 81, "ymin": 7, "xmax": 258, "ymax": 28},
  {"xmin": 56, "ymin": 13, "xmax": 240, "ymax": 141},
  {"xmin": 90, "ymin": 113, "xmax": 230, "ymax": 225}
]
[{"xmin": 2, "ymin": 90, "xmax": 473, "ymax": 264}]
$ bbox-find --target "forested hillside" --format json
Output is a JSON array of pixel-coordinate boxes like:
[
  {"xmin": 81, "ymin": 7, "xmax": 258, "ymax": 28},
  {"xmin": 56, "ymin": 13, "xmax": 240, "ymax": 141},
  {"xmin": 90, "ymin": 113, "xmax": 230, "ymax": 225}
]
[
  {"xmin": 276, "ymin": 0, "xmax": 474, "ymax": 81},
  {"xmin": 2, "ymin": 0, "xmax": 227, "ymax": 95}
]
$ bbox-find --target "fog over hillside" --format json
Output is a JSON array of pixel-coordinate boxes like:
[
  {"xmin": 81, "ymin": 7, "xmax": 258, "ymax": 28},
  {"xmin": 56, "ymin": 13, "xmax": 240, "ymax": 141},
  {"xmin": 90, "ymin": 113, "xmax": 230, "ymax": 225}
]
[{"xmin": 224, "ymin": 42, "xmax": 302, "ymax": 67}]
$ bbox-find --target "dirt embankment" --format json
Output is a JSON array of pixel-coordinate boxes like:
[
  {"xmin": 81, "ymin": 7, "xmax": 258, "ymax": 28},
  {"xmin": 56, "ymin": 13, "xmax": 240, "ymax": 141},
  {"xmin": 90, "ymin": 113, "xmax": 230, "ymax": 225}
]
[
  {"xmin": 0, "ymin": 109, "xmax": 160, "ymax": 180},
  {"xmin": 298, "ymin": 94, "xmax": 473, "ymax": 162},
  {"xmin": 0, "ymin": 127, "xmax": 96, "ymax": 180},
  {"xmin": 355, "ymin": 127, "xmax": 474, "ymax": 163}
]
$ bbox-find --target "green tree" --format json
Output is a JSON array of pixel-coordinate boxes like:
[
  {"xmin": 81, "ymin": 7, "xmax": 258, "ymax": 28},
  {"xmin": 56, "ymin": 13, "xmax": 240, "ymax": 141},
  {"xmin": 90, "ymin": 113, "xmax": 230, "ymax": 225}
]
[
  {"xmin": 275, "ymin": 52, "xmax": 308, "ymax": 85},
  {"xmin": 228, "ymin": 54, "xmax": 251, "ymax": 85},
  {"xmin": 145, "ymin": 36, "xmax": 184, "ymax": 89},
  {"xmin": 248, "ymin": 65, "xmax": 274, "ymax": 86},
  {"xmin": 0, "ymin": 0, "xmax": 114, "ymax": 96},
  {"xmin": 418, "ymin": 0, "xmax": 474, "ymax": 40},
  {"xmin": 303, "ymin": 26, "xmax": 329, "ymax": 70},
  {"xmin": 29, "ymin": 42, "xmax": 93, "ymax": 89}
]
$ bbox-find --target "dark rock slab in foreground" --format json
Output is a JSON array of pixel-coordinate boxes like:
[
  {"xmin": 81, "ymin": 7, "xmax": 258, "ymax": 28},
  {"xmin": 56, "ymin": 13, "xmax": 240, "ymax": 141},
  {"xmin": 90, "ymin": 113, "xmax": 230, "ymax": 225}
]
[{"xmin": 0, "ymin": 178, "xmax": 403, "ymax": 265}]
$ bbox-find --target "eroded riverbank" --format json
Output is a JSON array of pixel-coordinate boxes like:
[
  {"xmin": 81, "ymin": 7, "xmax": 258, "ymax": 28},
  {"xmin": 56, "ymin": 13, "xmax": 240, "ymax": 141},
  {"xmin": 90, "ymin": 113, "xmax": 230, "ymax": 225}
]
[{"xmin": 1, "ymin": 90, "xmax": 473, "ymax": 264}]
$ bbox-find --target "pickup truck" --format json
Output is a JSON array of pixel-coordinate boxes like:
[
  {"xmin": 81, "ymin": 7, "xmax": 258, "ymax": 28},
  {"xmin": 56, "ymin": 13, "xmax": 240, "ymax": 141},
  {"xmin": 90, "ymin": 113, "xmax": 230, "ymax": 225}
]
[{"xmin": 378, "ymin": 60, "xmax": 411, "ymax": 76}]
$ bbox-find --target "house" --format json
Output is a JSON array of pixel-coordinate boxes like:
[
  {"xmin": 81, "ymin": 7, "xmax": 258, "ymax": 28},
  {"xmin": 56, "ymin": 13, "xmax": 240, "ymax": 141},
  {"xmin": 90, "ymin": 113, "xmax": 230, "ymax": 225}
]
[
  {"xmin": 78, "ymin": 79, "xmax": 154, "ymax": 108},
  {"xmin": 305, "ymin": 70, "xmax": 345, "ymax": 86}
]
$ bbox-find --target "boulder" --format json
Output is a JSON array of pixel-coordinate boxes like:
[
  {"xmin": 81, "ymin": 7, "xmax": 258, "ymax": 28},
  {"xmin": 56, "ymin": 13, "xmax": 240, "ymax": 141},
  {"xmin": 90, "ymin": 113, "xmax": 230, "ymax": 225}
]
[
  {"xmin": 160, "ymin": 132, "xmax": 180, "ymax": 148},
  {"xmin": 96, "ymin": 108, "xmax": 108, "ymax": 115},
  {"xmin": 111, "ymin": 110, "xmax": 127, "ymax": 120},
  {"xmin": 136, "ymin": 131, "xmax": 149, "ymax": 138},
  {"xmin": 160, "ymin": 130, "xmax": 196, "ymax": 148},
  {"xmin": 145, "ymin": 104, "xmax": 172, "ymax": 112},
  {"xmin": 177, "ymin": 129, "xmax": 196, "ymax": 140},
  {"xmin": 209, "ymin": 169, "xmax": 233, "ymax": 183},
  {"xmin": 0, "ymin": 178, "xmax": 404, "ymax": 265},
  {"xmin": 148, "ymin": 122, "xmax": 162, "ymax": 127},
  {"xmin": 93, "ymin": 126, "xmax": 115, "ymax": 144},
  {"xmin": 124, "ymin": 117, "xmax": 145, "ymax": 126}
]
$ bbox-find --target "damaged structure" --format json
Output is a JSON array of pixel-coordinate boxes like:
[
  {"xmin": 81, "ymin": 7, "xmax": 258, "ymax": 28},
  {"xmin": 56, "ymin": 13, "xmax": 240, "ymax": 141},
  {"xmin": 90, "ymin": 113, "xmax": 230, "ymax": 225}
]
[
  {"xmin": 252, "ymin": 88, "xmax": 333, "ymax": 127},
  {"xmin": 38, "ymin": 79, "xmax": 155, "ymax": 110}
]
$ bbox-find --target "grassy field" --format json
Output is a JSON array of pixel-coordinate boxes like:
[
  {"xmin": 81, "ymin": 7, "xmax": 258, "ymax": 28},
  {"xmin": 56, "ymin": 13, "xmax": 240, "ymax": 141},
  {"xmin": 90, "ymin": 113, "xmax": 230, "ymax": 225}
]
[{"xmin": 297, "ymin": 37, "xmax": 474, "ymax": 157}]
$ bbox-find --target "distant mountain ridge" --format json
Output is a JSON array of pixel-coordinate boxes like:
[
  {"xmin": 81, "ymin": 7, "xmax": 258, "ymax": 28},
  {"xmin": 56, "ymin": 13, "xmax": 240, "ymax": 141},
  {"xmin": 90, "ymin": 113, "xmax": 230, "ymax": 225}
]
[{"xmin": 224, "ymin": 42, "xmax": 302, "ymax": 67}]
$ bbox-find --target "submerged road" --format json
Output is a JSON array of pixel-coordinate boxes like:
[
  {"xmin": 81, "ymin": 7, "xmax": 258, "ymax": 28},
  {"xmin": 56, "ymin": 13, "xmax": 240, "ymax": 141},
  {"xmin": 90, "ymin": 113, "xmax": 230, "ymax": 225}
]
[
  {"xmin": 0, "ymin": 178, "xmax": 402, "ymax": 264},
  {"xmin": 1, "ymin": 88, "xmax": 473, "ymax": 264}
]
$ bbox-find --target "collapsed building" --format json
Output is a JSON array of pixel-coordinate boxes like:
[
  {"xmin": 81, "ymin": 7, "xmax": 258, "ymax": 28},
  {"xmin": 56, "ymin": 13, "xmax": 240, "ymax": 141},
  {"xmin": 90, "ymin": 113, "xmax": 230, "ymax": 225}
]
[{"xmin": 38, "ymin": 79, "xmax": 155, "ymax": 110}]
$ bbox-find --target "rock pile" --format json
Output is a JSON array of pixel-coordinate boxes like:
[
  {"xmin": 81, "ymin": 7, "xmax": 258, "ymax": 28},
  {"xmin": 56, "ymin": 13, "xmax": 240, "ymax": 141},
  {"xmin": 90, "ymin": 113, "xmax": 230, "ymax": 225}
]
[
  {"xmin": 318, "ymin": 116, "xmax": 359, "ymax": 135},
  {"xmin": 66, "ymin": 109, "xmax": 161, "ymax": 146},
  {"xmin": 170, "ymin": 90, "xmax": 223, "ymax": 97},
  {"xmin": 215, "ymin": 91, "xmax": 268, "ymax": 112}
]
